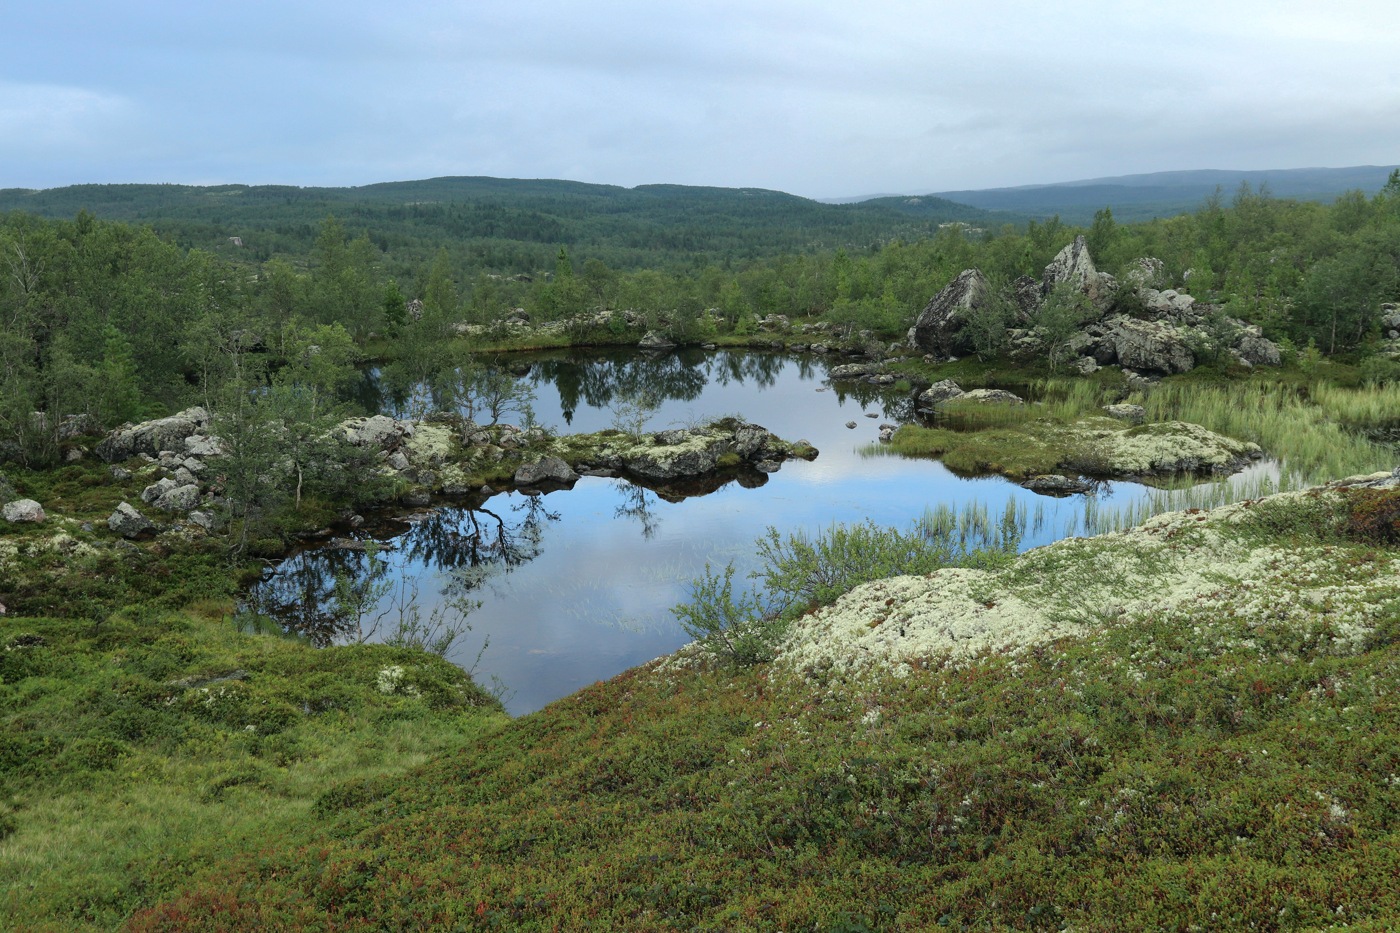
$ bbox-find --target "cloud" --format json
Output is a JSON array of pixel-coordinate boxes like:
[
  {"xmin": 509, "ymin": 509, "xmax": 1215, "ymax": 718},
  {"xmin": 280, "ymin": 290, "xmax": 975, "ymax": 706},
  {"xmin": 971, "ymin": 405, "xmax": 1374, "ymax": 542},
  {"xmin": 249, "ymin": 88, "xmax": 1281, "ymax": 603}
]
[{"xmin": 0, "ymin": 82, "xmax": 138, "ymax": 161}]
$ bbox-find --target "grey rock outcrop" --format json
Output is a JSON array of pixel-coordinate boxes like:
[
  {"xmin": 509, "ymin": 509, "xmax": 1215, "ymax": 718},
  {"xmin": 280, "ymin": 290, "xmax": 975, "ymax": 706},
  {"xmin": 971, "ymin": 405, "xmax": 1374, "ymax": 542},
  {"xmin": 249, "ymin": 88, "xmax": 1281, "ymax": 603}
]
[
  {"xmin": 1234, "ymin": 331, "xmax": 1282, "ymax": 367},
  {"xmin": 338, "ymin": 415, "xmax": 414, "ymax": 450},
  {"xmin": 960, "ymin": 388, "xmax": 1024, "ymax": 405},
  {"xmin": 917, "ymin": 379, "xmax": 966, "ymax": 408},
  {"xmin": 908, "ymin": 269, "xmax": 988, "ymax": 357},
  {"xmin": 108, "ymin": 502, "xmax": 154, "ymax": 538},
  {"xmin": 96, "ymin": 407, "xmax": 211, "ymax": 463},
  {"xmin": 1102, "ymin": 403, "xmax": 1146, "ymax": 423},
  {"xmin": 154, "ymin": 484, "xmax": 201, "ymax": 513},
  {"xmin": 1022, "ymin": 475, "xmax": 1093, "ymax": 496},
  {"xmin": 2, "ymin": 499, "xmax": 45, "ymax": 523},
  {"xmin": 141, "ymin": 477, "xmax": 178, "ymax": 504},
  {"xmin": 1105, "ymin": 317, "xmax": 1196, "ymax": 374},
  {"xmin": 638, "ymin": 331, "xmax": 677, "ymax": 350},
  {"xmin": 513, "ymin": 457, "xmax": 580, "ymax": 486},
  {"xmin": 1042, "ymin": 236, "xmax": 1109, "ymax": 304}
]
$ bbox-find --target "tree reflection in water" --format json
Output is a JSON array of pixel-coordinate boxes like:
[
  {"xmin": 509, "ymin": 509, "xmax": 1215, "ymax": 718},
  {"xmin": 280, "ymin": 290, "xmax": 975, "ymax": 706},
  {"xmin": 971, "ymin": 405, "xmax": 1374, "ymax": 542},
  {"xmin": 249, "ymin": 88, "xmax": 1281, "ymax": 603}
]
[
  {"xmin": 243, "ymin": 495, "xmax": 562, "ymax": 644},
  {"xmin": 612, "ymin": 480, "xmax": 660, "ymax": 540}
]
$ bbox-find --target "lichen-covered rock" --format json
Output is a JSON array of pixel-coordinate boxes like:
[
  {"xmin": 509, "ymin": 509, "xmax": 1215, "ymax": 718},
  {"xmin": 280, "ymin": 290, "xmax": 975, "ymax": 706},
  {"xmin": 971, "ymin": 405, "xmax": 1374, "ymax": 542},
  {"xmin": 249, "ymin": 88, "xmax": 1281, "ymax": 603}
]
[
  {"xmin": 959, "ymin": 388, "xmax": 1024, "ymax": 405},
  {"xmin": 907, "ymin": 269, "xmax": 988, "ymax": 357},
  {"xmin": 827, "ymin": 362, "xmax": 886, "ymax": 380},
  {"xmin": 108, "ymin": 502, "xmax": 154, "ymax": 538},
  {"xmin": 638, "ymin": 331, "xmax": 676, "ymax": 350},
  {"xmin": 1105, "ymin": 316, "xmax": 1196, "ymax": 374},
  {"xmin": 2, "ymin": 499, "xmax": 45, "ymax": 523},
  {"xmin": 184, "ymin": 434, "xmax": 226, "ymax": 457},
  {"xmin": 514, "ymin": 457, "xmax": 580, "ymax": 486},
  {"xmin": 1022, "ymin": 474, "xmax": 1092, "ymax": 495},
  {"xmin": 1041, "ymin": 236, "xmax": 1105, "ymax": 303},
  {"xmin": 96, "ymin": 407, "xmax": 211, "ymax": 463},
  {"xmin": 338, "ymin": 415, "xmax": 413, "ymax": 450},
  {"xmin": 1089, "ymin": 420, "xmax": 1261, "ymax": 476},
  {"xmin": 1235, "ymin": 332, "xmax": 1282, "ymax": 367},
  {"xmin": 917, "ymin": 379, "xmax": 965, "ymax": 408},
  {"xmin": 1102, "ymin": 403, "xmax": 1146, "ymax": 423},
  {"xmin": 154, "ymin": 483, "xmax": 202, "ymax": 513},
  {"xmin": 141, "ymin": 477, "xmax": 178, "ymax": 504}
]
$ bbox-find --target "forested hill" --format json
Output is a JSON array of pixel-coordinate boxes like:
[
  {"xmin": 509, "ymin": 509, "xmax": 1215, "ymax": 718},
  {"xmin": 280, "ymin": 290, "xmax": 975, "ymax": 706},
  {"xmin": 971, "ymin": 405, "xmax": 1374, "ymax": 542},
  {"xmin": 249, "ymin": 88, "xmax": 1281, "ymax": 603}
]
[
  {"xmin": 928, "ymin": 165, "xmax": 1398, "ymax": 224},
  {"xmin": 0, "ymin": 176, "xmax": 1005, "ymax": 274}
]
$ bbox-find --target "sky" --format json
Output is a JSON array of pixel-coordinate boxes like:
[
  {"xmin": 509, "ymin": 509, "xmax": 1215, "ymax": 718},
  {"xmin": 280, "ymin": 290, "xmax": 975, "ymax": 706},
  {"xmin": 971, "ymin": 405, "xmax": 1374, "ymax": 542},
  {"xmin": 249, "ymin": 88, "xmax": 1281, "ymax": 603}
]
[{"xmin": 3, "ymin": 0, "xmax": 1399, "ymax": 198}]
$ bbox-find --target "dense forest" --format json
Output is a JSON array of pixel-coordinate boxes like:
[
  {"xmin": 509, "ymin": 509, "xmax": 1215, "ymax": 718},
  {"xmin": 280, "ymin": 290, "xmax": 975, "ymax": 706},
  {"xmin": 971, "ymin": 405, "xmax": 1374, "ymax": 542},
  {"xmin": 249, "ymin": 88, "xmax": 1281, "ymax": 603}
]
[
  {"xmin": 0, "ymin": 177, "xmax": 1001, "ymax": 278},
  {"xmin": 3, "ymin": 171, "xmax": 1399, "ymax": 468}
]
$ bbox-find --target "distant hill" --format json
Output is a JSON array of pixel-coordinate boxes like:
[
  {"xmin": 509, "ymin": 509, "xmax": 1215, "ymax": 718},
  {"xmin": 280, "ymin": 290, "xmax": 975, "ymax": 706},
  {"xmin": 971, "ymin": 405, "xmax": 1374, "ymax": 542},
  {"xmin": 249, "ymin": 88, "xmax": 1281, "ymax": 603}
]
[
  {"xmin": 0, "ymin": 176, "xmax": 1005, "ymax": 274},
  {"xmin": 926, "ymin": 165, "xmax": 1398, "ymax": 223}
]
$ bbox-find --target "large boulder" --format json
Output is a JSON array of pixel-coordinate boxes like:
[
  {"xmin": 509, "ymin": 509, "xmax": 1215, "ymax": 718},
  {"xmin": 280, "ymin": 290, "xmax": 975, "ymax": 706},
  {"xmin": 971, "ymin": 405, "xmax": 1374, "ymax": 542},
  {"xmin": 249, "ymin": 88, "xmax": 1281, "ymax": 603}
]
[
  {"xmin": 2, "ymin": 499, "xmax": 45, "ymax": 523},
  {"xmin": 907, "ymin": 269, "xmax": 988, "ymax": 357},
  {"xmin": 108, "ymin": 502, "xmax": 154, "ymax": 538},
  {"xmin": 1138, "ymin": 288, "xmax": 1200, "ymax": 323},
  {"xmin": 1042, "ymin": 236, "xmax": 1107, "ymax": 304},
  {"xmin": 1105, "ymin": 316, "xmax": 1196, "ymax": 374},
  {"xmin": 514, "ymin": 456, "xmax": 580, "ymax": 486},
  {"xmin": 338, "ymin": 415, "xmax": 413, "ymax": 450},
  {"xmin": 1121, "ymin": 257, "xmax": 1168, "ymax": 289},
  {"xmin": 638, "ymin": 331, "xmax": 677, "ymax": 351},
  {"xmin": 1234, "ymin": 331, "xmax": 1282, "ymax": 367},
  {"xmin": 917, "ymin": 379, "xmax": 966, "ymax": 408},
  {"xmin": 95, "ymin": 407, "xmax": 211, "ymax": 463},
  {"xmin": 154, "ymin": 483, "xmax": 202, "ymax": 513}
]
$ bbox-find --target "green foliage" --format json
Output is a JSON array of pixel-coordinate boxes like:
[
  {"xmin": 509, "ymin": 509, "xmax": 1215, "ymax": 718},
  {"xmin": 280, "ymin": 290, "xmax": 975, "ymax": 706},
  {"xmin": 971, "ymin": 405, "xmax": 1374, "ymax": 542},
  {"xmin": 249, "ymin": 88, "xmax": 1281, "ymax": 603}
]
[
  {"xmin": 671, "ymin": 563, "xmax": 784, "ymax": 666},
  {"xmin": 1035, "ymin": 282, "xmax": 1098, "ymax": 371}
]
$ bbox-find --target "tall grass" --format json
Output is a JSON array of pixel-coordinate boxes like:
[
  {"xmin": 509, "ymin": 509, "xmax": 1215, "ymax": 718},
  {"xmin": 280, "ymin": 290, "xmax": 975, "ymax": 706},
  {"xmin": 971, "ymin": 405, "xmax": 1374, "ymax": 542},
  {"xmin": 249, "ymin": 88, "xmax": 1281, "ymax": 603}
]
[{"xmin": 1137, "ymin": 383, "xmax": 1395, "ymax": 483}]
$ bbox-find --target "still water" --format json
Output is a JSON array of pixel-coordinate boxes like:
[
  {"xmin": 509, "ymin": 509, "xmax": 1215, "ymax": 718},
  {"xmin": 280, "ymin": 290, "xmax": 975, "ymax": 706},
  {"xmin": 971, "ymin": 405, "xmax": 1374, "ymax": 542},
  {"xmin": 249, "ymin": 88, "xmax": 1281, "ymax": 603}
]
[{"xmin": 251, "ymin": 349, "xmax": 1210, "ymax": 715}]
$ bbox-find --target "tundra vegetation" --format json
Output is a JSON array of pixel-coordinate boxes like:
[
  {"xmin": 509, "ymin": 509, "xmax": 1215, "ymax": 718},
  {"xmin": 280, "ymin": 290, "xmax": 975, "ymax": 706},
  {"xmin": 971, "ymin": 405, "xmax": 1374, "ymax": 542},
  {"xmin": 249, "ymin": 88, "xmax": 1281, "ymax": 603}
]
[{"xmin": 3, "ymin": 172, "xmax": 1400, "ymax": 927}]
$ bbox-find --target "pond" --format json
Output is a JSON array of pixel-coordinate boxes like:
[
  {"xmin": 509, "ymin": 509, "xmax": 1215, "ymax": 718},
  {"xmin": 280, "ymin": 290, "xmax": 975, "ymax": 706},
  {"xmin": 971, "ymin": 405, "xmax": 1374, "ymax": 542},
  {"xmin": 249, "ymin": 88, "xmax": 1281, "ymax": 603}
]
[{"xmin": 248, "ymin": 349, "xmax": 1268, "ymax": 715}]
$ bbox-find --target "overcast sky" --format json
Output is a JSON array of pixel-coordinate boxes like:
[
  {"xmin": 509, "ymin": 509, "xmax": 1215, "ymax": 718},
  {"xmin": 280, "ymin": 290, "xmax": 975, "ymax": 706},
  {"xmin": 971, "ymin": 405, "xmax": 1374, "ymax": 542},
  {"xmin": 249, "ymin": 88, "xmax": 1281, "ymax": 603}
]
[{"xmin": 3, "ymin": 1, "xmax": 1398, "ymax": 197}]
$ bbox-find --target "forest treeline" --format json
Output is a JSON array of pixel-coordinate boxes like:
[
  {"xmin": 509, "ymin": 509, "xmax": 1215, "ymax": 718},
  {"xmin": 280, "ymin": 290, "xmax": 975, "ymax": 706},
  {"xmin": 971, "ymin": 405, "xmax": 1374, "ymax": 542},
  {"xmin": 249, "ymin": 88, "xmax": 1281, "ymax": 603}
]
[
  {"xmin": 3, "ymin": 173, "xmax": 1400, "ymax": 470},
  {"xmin": 0, "ymin": 177, "xmax": 999, "ymax": 277}
]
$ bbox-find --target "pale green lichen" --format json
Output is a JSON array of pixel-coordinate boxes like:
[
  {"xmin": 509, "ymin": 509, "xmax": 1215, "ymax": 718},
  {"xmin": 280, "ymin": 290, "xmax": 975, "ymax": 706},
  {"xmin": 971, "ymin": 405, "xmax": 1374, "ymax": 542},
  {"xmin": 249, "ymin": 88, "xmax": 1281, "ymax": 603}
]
[
  {"xmin": 774, "ymin": 487, "xmax": 1400, "ymax": 681},
  {"xmin": 403, "ymin": 423, "xmax": 457, "ymax": 465}
]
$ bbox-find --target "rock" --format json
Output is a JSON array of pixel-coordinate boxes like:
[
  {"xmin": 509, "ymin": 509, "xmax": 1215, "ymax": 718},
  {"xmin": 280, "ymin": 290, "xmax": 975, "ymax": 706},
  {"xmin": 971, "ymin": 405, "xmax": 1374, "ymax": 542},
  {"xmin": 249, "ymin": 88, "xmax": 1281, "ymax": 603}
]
[
  {"xmin": 1041, "ymin": 236, "xmax": 1104, "ymax": 303},
  {"xmin": 959, "ymin": 388, "xmax": 1024, "ymax": 405},
  {"xmin": 171, "ymin": 467, "xmax": 197, "ymax": 487},
  {"xmin": 513, "ymin": 456, "xmax": 580, "ymax": 486},
  {"xmin": 188, "ymin": 510, "xmax": 218, "ymax": 532},
  {"xmin": 1124, "ymin": 371, "xmax": 1160, "ymax": 393},
  {"xmin": 638, "ymin": 331, "xmax": 676, "ymax": 350},
  {"xmin": 141, "ymin": 477, "xmax": 178, "ymax": 504},
  {"xmin": 908, "ymin": 269, "xmax": 988, "ymax": 356},
  {"xmin": 846, "ymin": 421, "xmax": 858, "ymax": 429},
  {"xmin": 184, "ymin": 434, "xmax": 226, "ymax": 458},
  {"xmin": 108, "ymin": 502, "xmax": 154, "ymax": 538},
  {"xmin": 827, "ymin": 362, "xmax": 886, "ymax": 380},
  {"xmin": 339, "ymin": 415, "xmax": 413, "ymax": 450},
  {"xmin": 1022, "ymin": 475, "xmax": 1093, "ymax": 495},
  {"xmin": 154, "ymin": 484, "xmax": 201, "ymax": 513},
  {"xmin": 1105, "ymin": 316, "xmax": 1196, "ymax": 374},
  {"xmin": 1136, "ymin": 287, "xmax": 1202, "ymax": 324},
  {"xmin": 64, "ymin": 447, "xmax": 86, "ymax": 463},
  {"xmin": 917, "ymin": 379, "xmax": 966, "ymax": 407},
  {"xmin": 1012, "ymin": 274, "xmax": 1042, "ymax": 321},
  {"xmin": 878, "ymin": 424, "xmax": 897, "ymax": 442},
  {"xmin": 1102, "ymin": 403, "xmax": 1146, "ymax": 423},
  {"xmin": 1235, "ymin": 332, "xmax": 1282, "ymax": 367},
  {"xmin": 2, "ymin": 499, "xmax": 45, "ymax": 523},
  {"xmin": 110, "ymin": 466, "xmax": 132, "ymax": 481},
  {"xmin": 387, "ymin": 451, "xmax": 412, "ymax": 472},
  {"xmin": 95, "ymin": 407, "xmax": 211, "ymax": 463},
  {"xmin": 755, "ymin": 460, "xmax": 782, "ymax": 473},
  {"xmin": 1072, "ymin": 356, "xmax": 1100, "ymax": 375},
  {"xmin": 181, "ymin": 457, "xmax": 206, "ymax": 475},
  {"xmin": 1380, "ymin": 303, "xmax": 1400, "ymax": 333},
  {"xmin": 401, "ymin": 490, "xmax": 432, "ymax": 507},
  {"xmin": 1122, "ymin": 257, "xmax": 1167, "ymax": 289}
]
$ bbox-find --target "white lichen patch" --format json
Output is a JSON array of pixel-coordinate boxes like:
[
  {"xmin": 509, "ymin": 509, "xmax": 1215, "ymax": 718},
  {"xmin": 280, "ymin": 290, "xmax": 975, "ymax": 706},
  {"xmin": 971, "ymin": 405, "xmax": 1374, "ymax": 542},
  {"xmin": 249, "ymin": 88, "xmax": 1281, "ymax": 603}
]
[
  {"xmin": 774, "ymin": 488, "xmax": 1400, "ymax": 680},
  {"xmin": 403, "ymin": 423, "xmax": 457, "ymax": 465},
  {"xmin": 1060, "ymin": 419, "xmax": 1260, "ymax": 475}
]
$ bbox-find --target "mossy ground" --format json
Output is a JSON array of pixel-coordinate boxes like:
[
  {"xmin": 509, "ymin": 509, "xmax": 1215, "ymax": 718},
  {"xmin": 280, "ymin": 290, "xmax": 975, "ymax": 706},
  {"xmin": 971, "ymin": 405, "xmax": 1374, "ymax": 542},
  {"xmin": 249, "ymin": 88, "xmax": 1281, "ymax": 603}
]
[{"xmin": 108, "ymin": 487, "xmax": 1400, "ymax": 931}]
